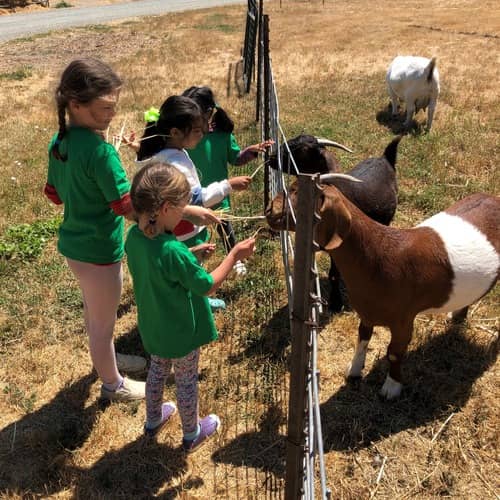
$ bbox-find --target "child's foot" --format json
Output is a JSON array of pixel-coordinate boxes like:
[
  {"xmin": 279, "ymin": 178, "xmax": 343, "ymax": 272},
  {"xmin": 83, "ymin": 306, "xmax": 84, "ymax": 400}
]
[
  {"xmin": 182, "ymin": 414, "xmax": 221, "ymax": 453},
  {"xmin": 144, "ymin": 402, "xmax": 177, "ymax": 437},
  {"xmin": 100, "ymin": 377, "xmax": 145, "ymax": 402},
  {"xmin": 208, "ymin": 298, "xmax": 226, "ymax": 311},
  {"xmin": 116, "ymin": 352, "xmax": 147, "ymax": 373}
]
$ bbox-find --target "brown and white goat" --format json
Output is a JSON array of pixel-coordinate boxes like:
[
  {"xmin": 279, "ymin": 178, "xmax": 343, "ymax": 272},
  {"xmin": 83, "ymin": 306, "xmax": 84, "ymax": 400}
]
[{"xmin": 266, "ymin": 180, "xmax": 499, "ymax": 399}]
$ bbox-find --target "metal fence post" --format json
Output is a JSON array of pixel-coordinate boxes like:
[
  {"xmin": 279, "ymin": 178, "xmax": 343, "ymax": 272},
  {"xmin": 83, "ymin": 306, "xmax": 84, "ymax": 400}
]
[{"xmin": 285, "ymin": 174, "xmax": 320, "ymax": 499}]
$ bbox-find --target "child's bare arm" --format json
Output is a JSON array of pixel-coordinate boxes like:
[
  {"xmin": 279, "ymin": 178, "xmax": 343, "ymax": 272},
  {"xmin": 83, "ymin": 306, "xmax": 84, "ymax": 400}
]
[
  {"xmin": 235, "ymin": 139, "xmax": 275, "ymax": 165},
  {"xmin": 207, "ymin": 238, "xmax": 255, "ymax": 295},
  {"xmin": 183, "ymin": 205, "xmax": 221, "ymax": 226}
]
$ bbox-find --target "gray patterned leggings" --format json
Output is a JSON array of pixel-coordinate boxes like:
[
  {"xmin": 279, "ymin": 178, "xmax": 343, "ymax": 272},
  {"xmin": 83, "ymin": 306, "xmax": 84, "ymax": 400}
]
[{"xmin": 146, "ymin": 350, "xmax": 199, "ymax": 435}]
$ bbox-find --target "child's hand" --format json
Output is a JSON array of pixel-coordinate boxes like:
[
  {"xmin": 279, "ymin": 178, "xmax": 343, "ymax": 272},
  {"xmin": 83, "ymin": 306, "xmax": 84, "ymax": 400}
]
[
  {"xmin": 121, "ymin": 131, "xmax": 140, "ymax": 152},
  {"xmin": 190, "ymin": 243, "xmax": 216, "ymax": 261},
  {"xmin": 229, "ymin": 176, "xmax": 252, "ymax": 191},
  {"xmin": 183, "ymin": 205, "xmax": 221, "ymax": 226},
  {"xmin": 247, "ymin": 139, "xmax": 275, "ymax": 154},
  {"xmin": 231, "ymin": 238, "xmax": 256, "ymax": 261}
]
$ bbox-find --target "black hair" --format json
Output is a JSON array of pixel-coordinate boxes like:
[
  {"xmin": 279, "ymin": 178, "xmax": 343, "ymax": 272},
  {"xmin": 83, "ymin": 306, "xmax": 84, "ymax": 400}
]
[
  {"xmin": 182, "ymin": 86, "xmax": 234, "ymax": 134},
  {"xmin": 136, "ymin": 95, "xmax": 202, "ymax": 161},
  {"xmin": 52, "ymin": 58, "xmax": 122, "ymax": 161}
]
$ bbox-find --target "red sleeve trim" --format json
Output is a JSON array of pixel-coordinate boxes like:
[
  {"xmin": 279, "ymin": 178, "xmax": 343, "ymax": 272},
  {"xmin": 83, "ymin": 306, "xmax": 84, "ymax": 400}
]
[
  {"xmin": 173, "ymin": 219, "xmax": 195, "ymax": 237},
  {"xmin": 110, "ymin": 193, "xmax": 132, "ymax": 216},
  {"xmin": 44, "ymin": 183, "xmax": 63, "ymax": 205}
]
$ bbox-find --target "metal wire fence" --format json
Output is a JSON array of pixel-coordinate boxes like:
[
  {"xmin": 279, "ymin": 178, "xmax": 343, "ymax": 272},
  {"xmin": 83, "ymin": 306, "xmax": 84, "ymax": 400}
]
[{"xmin": 257, "ymin": 10, "xmax": 331, "ymax": 498}]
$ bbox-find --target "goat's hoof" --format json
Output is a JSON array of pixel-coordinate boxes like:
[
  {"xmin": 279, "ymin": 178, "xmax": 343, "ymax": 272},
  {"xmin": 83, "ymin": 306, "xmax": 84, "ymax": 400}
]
[{"xmin": 380, "ymin": 375, "xmax": 402, "ymax": 400}]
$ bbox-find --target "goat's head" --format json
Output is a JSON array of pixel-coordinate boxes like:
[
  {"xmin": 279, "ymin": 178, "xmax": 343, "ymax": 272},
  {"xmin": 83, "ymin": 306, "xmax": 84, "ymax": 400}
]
[
  {"xmin": 268, "ymin": 135, "xmax": 352, "ymax": 174},
  {"xmin": 265, "ymin": 174, "xmax": 359, "ymax": 250}
]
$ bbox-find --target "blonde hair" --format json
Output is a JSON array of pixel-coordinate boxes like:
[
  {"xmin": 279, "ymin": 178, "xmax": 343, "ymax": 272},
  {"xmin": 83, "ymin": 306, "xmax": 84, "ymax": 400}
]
[{"xmin": 130, "ymin": 162, "xmax": 191, "ymax": 238}]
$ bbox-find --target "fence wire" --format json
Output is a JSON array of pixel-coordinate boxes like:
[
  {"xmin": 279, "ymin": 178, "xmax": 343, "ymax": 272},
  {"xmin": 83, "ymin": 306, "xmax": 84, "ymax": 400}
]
[{"xmin": 259, "ymin": 20, "xmax": 330, "ymax": 498}]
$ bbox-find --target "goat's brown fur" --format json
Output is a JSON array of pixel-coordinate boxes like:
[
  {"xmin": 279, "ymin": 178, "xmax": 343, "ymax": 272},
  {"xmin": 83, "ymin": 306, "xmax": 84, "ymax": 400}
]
[{"xmin": 266, "ymin": 183, "xmax": 499, "ymax": 398}]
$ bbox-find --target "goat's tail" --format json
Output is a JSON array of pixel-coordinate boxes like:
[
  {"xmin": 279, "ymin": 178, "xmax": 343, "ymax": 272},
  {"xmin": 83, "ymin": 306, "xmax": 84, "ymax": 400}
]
[
  {"xmin": 384, "ymin": 135, "xmax": 402, "ymax": 168},
  {"xmin": 426, "ymin": 57, "xmax": 437, "ymax": 82}
]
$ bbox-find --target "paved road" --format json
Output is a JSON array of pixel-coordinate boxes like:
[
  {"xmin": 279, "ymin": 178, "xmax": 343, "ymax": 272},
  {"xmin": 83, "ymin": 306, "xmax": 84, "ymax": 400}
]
[{"xmin": 0, "ymin": 0, "xmax": 245, "ymax": 42}]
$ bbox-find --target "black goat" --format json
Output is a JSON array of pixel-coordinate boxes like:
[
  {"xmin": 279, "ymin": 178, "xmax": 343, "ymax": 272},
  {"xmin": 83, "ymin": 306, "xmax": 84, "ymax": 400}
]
[
  {"xmin": 269, "ymin": 134, "xmax": 353, "ymax": 174},
  {"xmin": 270, "ymin": 134, "xmax": 401, "ymax": 313}
]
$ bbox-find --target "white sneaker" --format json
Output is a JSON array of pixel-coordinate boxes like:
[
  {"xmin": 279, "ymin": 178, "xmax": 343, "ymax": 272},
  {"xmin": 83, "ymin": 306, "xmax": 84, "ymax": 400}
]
[
  {"xmin": 233, "ymin": 260, "xmax": 247, "ymax": 276},
  {"xmin": 116, "ymin": 353, "xmax": 147, "ymax": 373},
  {"xmin": 100, "ymin": 377, "xmax": 145, "ymax": 402}
]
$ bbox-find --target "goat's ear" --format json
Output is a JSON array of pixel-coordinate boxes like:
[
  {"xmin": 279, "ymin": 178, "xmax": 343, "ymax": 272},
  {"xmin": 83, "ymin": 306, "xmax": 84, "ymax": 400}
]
[{"xmin": 316, "ymin": 192, "xmax": 352, "ymax": 251}]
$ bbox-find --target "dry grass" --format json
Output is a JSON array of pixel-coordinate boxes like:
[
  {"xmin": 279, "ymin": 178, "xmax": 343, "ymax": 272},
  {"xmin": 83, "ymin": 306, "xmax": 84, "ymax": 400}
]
[{"xmin": 0, "ymin": 0, "xmax": 499, "ymax": 498}]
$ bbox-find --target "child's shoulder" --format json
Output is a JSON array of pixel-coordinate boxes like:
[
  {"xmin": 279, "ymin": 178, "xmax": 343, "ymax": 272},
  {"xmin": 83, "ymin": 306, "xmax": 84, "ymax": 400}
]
[{"xmin": 155, "ymin": 148, "xmax": 186, "ymax": 163}]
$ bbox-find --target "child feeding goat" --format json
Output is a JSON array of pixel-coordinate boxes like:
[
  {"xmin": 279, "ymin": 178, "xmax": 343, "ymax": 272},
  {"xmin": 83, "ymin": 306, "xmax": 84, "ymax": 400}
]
[{"xmin": 266, "ymin": 178, "xmax": 499, "ymax": 399}]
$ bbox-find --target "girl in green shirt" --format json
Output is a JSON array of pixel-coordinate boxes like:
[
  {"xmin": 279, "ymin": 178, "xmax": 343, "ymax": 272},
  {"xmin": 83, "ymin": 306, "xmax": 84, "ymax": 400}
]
[
  {"xmin": 126, "ymin": 161, "xmax": 255, "ymax": 451},
  {"xmin": 45, "ymin": 58, "xmax": 146, "ymax": 402},
  {"xmin": 182, "ymin": 86, "xmax": 273, "ymax": 274}
]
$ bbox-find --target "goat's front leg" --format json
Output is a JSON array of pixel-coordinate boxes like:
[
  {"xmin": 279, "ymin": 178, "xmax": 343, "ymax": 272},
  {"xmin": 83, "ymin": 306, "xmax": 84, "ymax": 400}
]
[
  {"xmin": 388, "ymin": 86, "xmax": 399, "ymax": 116},
  {"xmin": 345, "ymin": 322, "xmax": 373, "ymax": 378},
  {"xmin": 426, "ymin": 98, "xmax": 437, "ymax": 130},
  {"xmin": 380, "ymin": 320, "xmax": 414, "ymax": 399},
  {"xmin": 404, "ymin": 101, "xmax": 416, "ymax": 129}
]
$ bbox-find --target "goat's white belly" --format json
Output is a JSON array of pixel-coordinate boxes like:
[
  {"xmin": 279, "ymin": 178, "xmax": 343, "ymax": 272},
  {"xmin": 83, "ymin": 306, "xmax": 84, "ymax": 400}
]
[{"xmin": 418, "ymin": 213, "xmax": 499, "ymax": 313}]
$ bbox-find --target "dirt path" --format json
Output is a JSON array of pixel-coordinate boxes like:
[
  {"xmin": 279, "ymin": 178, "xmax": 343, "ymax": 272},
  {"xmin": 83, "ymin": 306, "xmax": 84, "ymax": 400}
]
[
  {"xmin": 0, "ymin": 0, "xmax": 137, "ymax": 14},
  {"xmin": 0, "ymin": 0, "xmax": 244, "ymax": 41}
]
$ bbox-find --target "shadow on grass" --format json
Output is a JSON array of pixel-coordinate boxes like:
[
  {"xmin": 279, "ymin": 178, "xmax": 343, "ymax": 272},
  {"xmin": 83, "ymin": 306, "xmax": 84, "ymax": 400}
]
[
  {"xmin": 212, "ymin": 404, "xmax": 286, "ymax": 478},
  {"xmin": 72, "ymin": 436, "xmax": 191, "ymax": 499},
  {"xmin": 0, "ymin": 368, "xmax": 195, "ymax": 498},
  {"xmin": 376, "ymin": 105, "xmax": 425, "ymax": 135},
  {"xmin": 114, "ymin": 324, "xmax": 148, "ymax": 361},
  {"xmin": 227, "ymin": 304, "xmax": 291, "ymax": 364},
  {"xmin": 320, "ymin": 323, "xmax": 498, "ymax": 452},
  {"xmin": 0, "ymin": 372, "xmax": 99, "ymax": 495}
]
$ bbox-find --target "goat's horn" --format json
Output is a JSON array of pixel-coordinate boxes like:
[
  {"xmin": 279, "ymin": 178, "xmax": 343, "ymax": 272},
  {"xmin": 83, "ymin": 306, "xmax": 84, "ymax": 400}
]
[
  {"xmin": 319, "ymin": 173, "xmax": 363, "ymax": 183},
  {"xmin": 315, "ymin": 137, "xmax": 353, "ymax": 153}
]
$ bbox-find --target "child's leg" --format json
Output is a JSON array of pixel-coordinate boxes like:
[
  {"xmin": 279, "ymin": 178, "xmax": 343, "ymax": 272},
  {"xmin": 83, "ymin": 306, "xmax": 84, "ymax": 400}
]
[
  {"xmin": 173, "ymin": 349, "xmax": 200, "ymax": 436},
  {"xmin": 217, "ymin": 220, "xmax": 236, "ymax": 254},
  {"xmin": 146, "ymin": 355, "xmax": 172, "ymax": 426},
  {"xmin": 66, "ymin": 258, "xmax": 122, "ymax": 385}
]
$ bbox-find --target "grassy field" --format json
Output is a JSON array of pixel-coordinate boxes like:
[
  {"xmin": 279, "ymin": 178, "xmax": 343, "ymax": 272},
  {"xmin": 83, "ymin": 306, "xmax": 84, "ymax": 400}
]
[{"xmin": 0, "ymin": 0, "xmax": 498, "ymax": 498}]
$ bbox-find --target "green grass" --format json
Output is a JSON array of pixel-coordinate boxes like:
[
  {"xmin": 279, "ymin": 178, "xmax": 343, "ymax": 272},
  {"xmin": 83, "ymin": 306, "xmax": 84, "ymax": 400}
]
[
  {"xmin": 0, "ymin": 217, "xmax": 61, "ymax": 262},
  {"xmin": 54, "ymin": 1, "xmax": 73, "ymax": 8},
  {"xmin": 0, "ymin": 66, "xmax": 32, "ymax": 81},
  {"xmin": 196, "ymin": 14, "xmax": 238, "ymax": 32}
]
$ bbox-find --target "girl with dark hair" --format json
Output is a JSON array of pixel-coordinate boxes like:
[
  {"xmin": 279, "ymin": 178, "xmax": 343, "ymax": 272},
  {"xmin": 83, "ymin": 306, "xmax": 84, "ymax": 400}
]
[
  {"xmin": 181, "ymin": 86, "xmax": 273, "ymax": 275},
  {"xmin": 44, "ymin": 58, "xmax": 147, "ymax": 402},
  {"xmin": 133, "ymin": 95, "xmax": 253, "ymax": 309}
]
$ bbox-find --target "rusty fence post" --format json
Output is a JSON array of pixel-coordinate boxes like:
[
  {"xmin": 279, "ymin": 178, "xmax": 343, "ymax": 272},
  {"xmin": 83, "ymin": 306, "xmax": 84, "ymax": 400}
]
[{"xmin": 285, "ymin": 174, "xmax": 322, "ymax": 499}]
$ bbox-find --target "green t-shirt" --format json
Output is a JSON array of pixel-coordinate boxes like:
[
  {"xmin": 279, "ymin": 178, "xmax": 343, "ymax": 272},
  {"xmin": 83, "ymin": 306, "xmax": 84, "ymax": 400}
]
[
  {"xmin": 187, "ymin": 131, "xmax": 240, "ymax": 210},
  {"xmin": 125, "ymin": 225, "xmax": 218, "ymax": 358},
  {"xmin": 47, "ymin": 127, "xmax": 130, "ymax": 264}
]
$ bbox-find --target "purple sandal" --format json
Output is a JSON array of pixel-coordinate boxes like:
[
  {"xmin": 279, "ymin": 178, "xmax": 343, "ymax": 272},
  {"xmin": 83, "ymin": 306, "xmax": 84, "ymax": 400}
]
[
  {"xmin": 144, "ymin": 401, "xmax": 177, "ymax": 437},
  {"xmin": 182, "ymin": 414, "xmax": 221, "ymax": 453}
]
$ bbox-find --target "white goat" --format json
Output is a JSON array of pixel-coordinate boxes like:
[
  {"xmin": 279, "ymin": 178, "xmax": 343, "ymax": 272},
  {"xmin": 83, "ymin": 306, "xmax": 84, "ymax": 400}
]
[{"xmin": 386, "ymin": 55, "xmax": 440, "ymax": 130}]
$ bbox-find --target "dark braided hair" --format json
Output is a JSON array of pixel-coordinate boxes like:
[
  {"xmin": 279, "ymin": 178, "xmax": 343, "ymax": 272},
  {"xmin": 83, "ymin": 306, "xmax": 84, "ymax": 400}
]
[
  {"xmin": 51, "ymin": 58, "xmax": 122, "ymax": 161},
  {"xmin": 182, "ymin": 86, "xmax": 234, "ymax": 134},
  {"xmin": 136, "ymin": 95, "xmax": 202, "ymax": 161}
]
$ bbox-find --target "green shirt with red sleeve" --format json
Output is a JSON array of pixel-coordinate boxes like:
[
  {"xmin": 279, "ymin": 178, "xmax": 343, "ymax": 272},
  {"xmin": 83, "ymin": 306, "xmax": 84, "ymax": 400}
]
[
  {"xmin": 46, "ymin": 127, "xmax": 130, "ymax": 264},
  {"xmin": 125, "ymin": 225, "xmax": 218, "ymax": 359}
]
